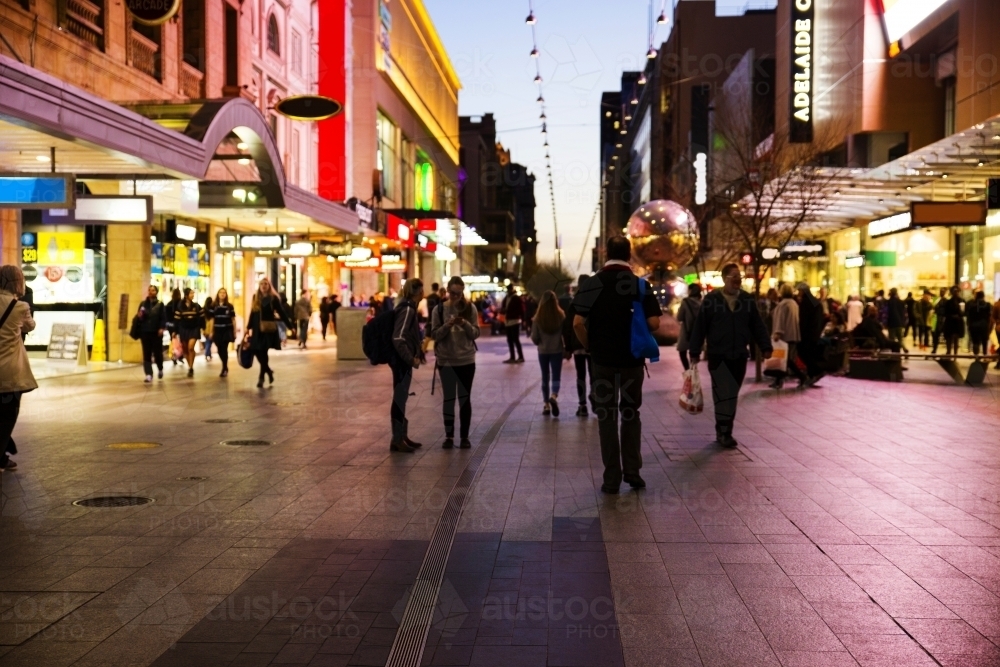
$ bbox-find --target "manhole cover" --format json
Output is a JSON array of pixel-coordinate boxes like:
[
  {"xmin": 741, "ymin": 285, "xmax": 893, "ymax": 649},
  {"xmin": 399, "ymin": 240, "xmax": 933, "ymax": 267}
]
[
  {"xmin": 177, "ymin": 476, "xmax": 208, "ymax": 481},
  {"xmin": 106, "ymin": 442, "xmax": 161, "ymax": 450},
  {"xmin": 221, "ymin": 439, "xmax": 272, "ymax": 447},
  {"xmin": 269, "ymin": 401, "xmax": 304, "ymax": 407},
  {"xmin": 73, "ymin": 496, "xmax": 155, "ymax": 508},
  {"xmin": 203, "ymin": 418, "xmax": 247, "ymax": 424}
]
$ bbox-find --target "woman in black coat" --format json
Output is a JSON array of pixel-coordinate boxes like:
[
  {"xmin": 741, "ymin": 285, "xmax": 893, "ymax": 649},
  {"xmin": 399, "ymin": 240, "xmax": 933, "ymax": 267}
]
[
  {"xmin": 174, "ymin": 288, "xmax": 203, "ymax": 377},
  {"xmin": 943, "ymin": 287, "xmax": 966, "ymax": 355},
  {"xmin": 246, "ymin": 278, "xmax": 292, "ymax": 388},
  {"xmin": 211, "ymin": 288, "xmax": 236, "ymax": 377}
]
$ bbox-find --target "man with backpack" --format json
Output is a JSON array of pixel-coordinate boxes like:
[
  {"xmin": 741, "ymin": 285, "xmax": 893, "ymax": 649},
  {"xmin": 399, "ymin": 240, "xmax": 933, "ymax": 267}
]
[{"xmin": 572, "ymin": 236, "xmax": 662, "ymax": 494}]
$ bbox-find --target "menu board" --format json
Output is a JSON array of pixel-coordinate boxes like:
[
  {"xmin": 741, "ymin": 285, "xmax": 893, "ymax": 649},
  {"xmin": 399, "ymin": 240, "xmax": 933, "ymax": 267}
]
[{"xmin": 47, "ymin": 323, "xmax": 86, "ymax": 360}]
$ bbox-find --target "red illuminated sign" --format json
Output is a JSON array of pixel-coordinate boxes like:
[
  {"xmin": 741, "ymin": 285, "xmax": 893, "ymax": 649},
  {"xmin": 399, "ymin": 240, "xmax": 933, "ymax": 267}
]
[{"xmin": 386, "ymin": 214, "xmax": 413, "ymax": 248}]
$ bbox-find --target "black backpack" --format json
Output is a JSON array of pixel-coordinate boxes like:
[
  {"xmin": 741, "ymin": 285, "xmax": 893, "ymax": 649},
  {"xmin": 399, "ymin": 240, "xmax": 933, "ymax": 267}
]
[{"xmin": 362, "ymin": 306, "xmax": 401, "ymax": 365}]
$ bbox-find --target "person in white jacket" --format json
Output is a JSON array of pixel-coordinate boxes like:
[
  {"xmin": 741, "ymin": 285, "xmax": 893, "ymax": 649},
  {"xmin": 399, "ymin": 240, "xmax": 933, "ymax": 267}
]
[
  {"xmin": 0, "ymin": 265, "xmax": 38, "ymax": 471},
  {"xmin": 845, "ymin": 295, "xmax": 864, "ymax": 332}
]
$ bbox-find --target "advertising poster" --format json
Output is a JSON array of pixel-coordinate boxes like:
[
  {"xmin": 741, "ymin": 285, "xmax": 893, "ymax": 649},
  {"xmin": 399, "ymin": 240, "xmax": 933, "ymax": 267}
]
[
  {"xmin": 26, "ymin": 231, "xmax": 94, "ymax": 304},
  {"xmin": 188, "ymin": 247, "xmax": 200, "ymax": 277},
  {"xmin": 151, "ymin": 243, "xmax": 163, "ymax": 275}
]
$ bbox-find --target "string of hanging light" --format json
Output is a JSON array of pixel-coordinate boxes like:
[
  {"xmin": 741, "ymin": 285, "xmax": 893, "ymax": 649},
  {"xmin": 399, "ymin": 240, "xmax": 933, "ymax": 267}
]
[{"xmin": 525, "ymin": 2, "xmax": 561, "ymax": 267}]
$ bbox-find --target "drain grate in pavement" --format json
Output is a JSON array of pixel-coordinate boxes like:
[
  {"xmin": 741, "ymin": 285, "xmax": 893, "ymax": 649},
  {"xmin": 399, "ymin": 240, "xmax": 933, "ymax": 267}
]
[
  {"xmin": 221, "ymin": 439, "xmax": 272, "ymax": 447},
  {"xmin": 73, "ymin": 496, "xmax": 155, "ymax": 508},
  {"xmin": 177, "ymin": 476, "xmax": 208, "ymax": 481},
  {"xmin": 203, "ymin": 418, "xmax": 247, "ymax": 424},
  {"xmin": 268, "ymin": 401, "xmax": 304, "ymax": 407},
  {"xmin": 106, "ymin": 442, "xmax": 161, "ymax": 450}
]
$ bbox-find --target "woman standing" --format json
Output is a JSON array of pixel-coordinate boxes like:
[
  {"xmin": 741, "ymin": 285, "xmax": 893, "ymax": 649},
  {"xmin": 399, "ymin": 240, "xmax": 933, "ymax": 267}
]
[
  {"xmin": 211, "ymin": 288, "xmax": 236, "ymax": 377},
  {"xmin": 675, "ymin": 283, "xmax": 703, "ymax": 370},
  {"xmin": 202, "ymin": 297, "xmax": 215, "ymax": 362},
  {"xmin": 246, "ymin": 278, "xmax": 292, "ymax": 388},
  {"xmin": 0, "ymin": 266, "xmax": 38, "ymax": 471},
  {"xmin": 165, "ymin": 288, "xmax": 182, "ymax": 366},
  {"xmin": 174, "ymin": 288, "xmax": 203, "ymax": 377},
  {"xmin": 389, "ymin": 279, "xmax": 425, "ymax": 453},
  {"xmin": 530, "ymin": 291, "xmax": 565, "ymax": 416},
  {"xmin": 430, "ymin": 276, "xmax": 480, "ymax": 449}
]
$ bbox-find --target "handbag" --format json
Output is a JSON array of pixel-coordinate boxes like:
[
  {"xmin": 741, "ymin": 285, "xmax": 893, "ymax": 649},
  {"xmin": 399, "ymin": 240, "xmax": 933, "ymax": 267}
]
[
  {"xmin": 630, "ymin": 279, "xmax": 660, "ymax": 362},
  {"xmin": 238, "ymin": 336, "xmax": 254, "ymax": 369},
  {"xmin": 129, "ymin": 315, "xmax": 142, "ymax": 341}
]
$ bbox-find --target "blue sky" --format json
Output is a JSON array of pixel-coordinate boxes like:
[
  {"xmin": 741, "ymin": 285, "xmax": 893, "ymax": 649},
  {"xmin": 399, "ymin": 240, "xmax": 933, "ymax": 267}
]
[{"xmin": 423, "ymin": 0, "xmax": 758, "ymax": 274}]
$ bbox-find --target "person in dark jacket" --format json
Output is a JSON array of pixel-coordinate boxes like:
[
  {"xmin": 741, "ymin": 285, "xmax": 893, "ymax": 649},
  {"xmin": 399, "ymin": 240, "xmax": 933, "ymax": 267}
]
[
  {"xmin": 688, "ymin": 263, "xmax": 772, "ymax": 449},
  {"xmin": 562, "ymin": 275, "xmax": 595, "ymax": 417},
  {"xmin": 851, "ymin": 304, "xmax": 899, "ymax": 352},
  {"xmin": 137, "ymin": 285, "xmax": 166, "ymax": 382},
  {"xmin": 202, "ymin": 297, "xmax": 215, "ymax": 361},
  {"xmin": 943, "ymin": 286, "xmax": 965, "ymax": 355},
  {"xmin": 389, "ymin": 279, "xmax": 425, "ymax": 453},
  {"xmin": 174, "ymin": 288, "xmax": 203, "ymax": 377},
  {"xmin": 165, "ymin": 288, "xmax": 182, "ymax": 365},
  {"xmin": 675, "ymin": 283, "xmax": 703, "ymax": 371},
  {"xmin": 329, "ymin": 295, "xmax": 341, "ymax": 336},
  {"xmin": 931, "ymin": 287, "xmax": 948, "ymax": 353},
  {"xmin": 246, "ymin": 278, "xmax": 293, "ymax": 388},
  {"xmin": 966, "ymin": 290, "xmax": 992, "ymax": 356},
  {"xmin": 319, "ymin": 297, "xmax": 331, "ymax": 340},
  {"xmin": 886, "ymin": 288, "xmax": 908, "ymax": 353},
  {"xmin": 903, "ymin": 291, "xmax": 916, "ymax": 341},
  {"xmin": 210, "ymin": 288, "xmax": 236, "ymax": 377},
  {"xmin": 501, "ymin": 285, "xmax": 525, "ymax": 363}
]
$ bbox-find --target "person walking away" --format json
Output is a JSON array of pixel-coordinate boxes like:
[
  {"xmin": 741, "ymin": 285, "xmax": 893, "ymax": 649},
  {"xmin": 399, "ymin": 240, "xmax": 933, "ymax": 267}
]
[
  {"xmin": 246, "ymin": 278, "xmax": 292, "ymax": 388},
  {"xmin": 211, "ymin": 288, "xmax": 236, "ymax": 377},
  {"xmin": 430, "ymin": 276, "xmax": 479, "ymax": 449},
  {"xmin": 769, "ymin": 284, "xmax": 803, "ymax": 389},
  {"xmin": 294, "ymin": 289, "xmax": 312, "ymax": 349},
  {"xmin": 174, "ymin": 288, "xmax": 203, "ymax": 377},
  {"xmin": 915, "ymin": 291, "xmax": 933, "ymax": 349},
  {"xmin": 676, "ymin": 283, "xmax": 703, "ymax": 371},
  {"xmin": 0, "ymin": 265, "xmax": 38, "ymax": 471},
  {"xmin": 966, "ymin": 290, "xmax": 991, "ymax": 356},
  {"xmin": 931, "ymin": 288, "xmax": 948, "ymax": 353},
  {"xmin": 389, "ymin": 279, "xmax": 425, "ymax": 453},
  {"xmin": 319, "ymin": 297, "xmax": 331, "ymax": 341},
  {"xmin": 943, "ymin": 286, "xmax": 965, "ymax": 355},
  {"xmin": 903, "ymin": 291, "xmax": 916, "ymax": 341},
  {"xmin": 562, "ymin": 275, "xmax": 596, "ymax": 416},
  {"xmin": 278, "ymin": 292, "xmax": 292, "ymax": 347},
  {"xmin": 796, "ymin": 282, "xmax": 827, "ymax": 383},
  {"xmin": 572, "ymin": 236, "xmax": 662, "ymax": 493},
  {"xmin": 202, "ymin": 297, "xmax": 214, "ymax": 361},
  {"xmin": 165, "ymin": 288, "xmax": 182, "ymax": 365},
  {"xmin": 531, "ymin": 291, "xmax": 566, "ymax": 416},
  {"xmin": 845, "ymin": 295, "xmax": 864, "ymax": 332},
  {"xmin": 501, "ymin": 285, "xmax": 525, "ymax": 363},
  {"xmin": 688, "ymin": 263, "xmax": 772, "ymax": 449},
  {"xmin": 886, "ymin": 288, "xmax": 908, "ymax": 352},
  {"xmin": 137, "ymin": 285, "xmax": 166, "ymax": 382},
  {"xmin": 329, "ymin": 295, "xmax": 341, "ymax": 335}
]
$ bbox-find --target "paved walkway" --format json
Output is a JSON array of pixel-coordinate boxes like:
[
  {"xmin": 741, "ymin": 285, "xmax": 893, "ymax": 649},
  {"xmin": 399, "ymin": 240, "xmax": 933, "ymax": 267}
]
[{"xmin": 1, "ymin": 336, "xmax": 999, "ymax": 667}]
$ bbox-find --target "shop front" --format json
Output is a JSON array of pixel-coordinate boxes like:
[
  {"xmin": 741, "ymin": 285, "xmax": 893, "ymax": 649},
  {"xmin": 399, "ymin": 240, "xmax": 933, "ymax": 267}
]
[{"xmin": 862, "ymin": 212, "xmax": 960, "ymax": 298}]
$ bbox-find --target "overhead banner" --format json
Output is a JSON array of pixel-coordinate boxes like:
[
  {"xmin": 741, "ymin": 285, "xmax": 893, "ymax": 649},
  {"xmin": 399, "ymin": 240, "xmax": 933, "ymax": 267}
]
[
  {"xmin": 789, "ymin": 0, "xmax": 814, "ymax": 143},
  {"xmin": 0, "ymin": 174, "xmax": 74, "ymax": 209}
]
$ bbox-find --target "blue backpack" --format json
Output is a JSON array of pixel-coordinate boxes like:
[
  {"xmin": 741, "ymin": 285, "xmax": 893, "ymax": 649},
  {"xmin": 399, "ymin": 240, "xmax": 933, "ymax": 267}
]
[{"xmin": 631, "ymin": 279, "xmax": 660, "ymax": 362}]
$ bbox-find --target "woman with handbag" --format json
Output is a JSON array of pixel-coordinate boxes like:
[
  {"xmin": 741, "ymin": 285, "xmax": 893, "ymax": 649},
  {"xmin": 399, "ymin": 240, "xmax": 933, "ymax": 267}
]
[
  {"xmin": 174, "ymin": 288, "xmax": 203, "ymax": 377},
  {"xmin": 246, "ymin": 278, "xmax": 292, "ymax": 388},
  {"xmin": 0, "ymin": 266, "xmax": 38, "ymax": 471},
  {"xmin": 210, "ymin": 288, "xmax": 236, "ymax": 377}
]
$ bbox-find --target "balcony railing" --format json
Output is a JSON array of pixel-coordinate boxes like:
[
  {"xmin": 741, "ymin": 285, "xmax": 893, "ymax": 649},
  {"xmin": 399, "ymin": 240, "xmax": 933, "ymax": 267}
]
[
  {"xmin": 65, "ymin": 0, "xmax": 104, "ymax": 50},
  {"xmin": 129, "ymin": 30, "xmax": 160, "ymax": 80},
  {"xmin": 181, "ymin": 62, "xmax": 204, "ymax": 98}
]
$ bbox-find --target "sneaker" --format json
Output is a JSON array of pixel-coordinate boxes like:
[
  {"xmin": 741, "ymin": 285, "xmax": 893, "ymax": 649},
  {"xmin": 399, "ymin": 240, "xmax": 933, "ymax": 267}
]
[
  {"xmin": 549, "ymin": 396, "xmax": 560, "ymax": 417},
  {"xmin": 576, "ymin": 405, "xmax": 588, "ymax": 417},
  {"xmin": 390, "ymin": 440, "xmax": 415, "ymax": 453},
  {"xmin": 442, "ymin": 438, "xmax": 454, "ymax": 449},
  {"xmin": 542, "ymin": 401, "xmax": 551, "ymax": 416},
  {"xmin": 144, "ymin": 375, "xmax": 152, "ymax": 383},
  {"xmin": 600, "ymin": 483, "xmax": 619, "ymax": 494},
  {"xmin": 459, "ymin": 438, "xmax": 472, "ymax": 449},
  {"xmin": 623, "ymin": 474, "xmax": 646, "ymax": 489}
]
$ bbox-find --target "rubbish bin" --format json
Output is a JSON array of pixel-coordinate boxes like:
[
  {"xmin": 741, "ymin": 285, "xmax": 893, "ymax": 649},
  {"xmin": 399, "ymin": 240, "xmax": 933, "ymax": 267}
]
[{"xmin": 337, "ymin": 308, "xmax": 369, "ymax": 360}]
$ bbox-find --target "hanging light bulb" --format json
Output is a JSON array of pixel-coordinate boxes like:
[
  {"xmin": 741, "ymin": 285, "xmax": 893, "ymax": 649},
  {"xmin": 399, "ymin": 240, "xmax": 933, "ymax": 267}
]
[
  {"xmin": 530, "ymin": 47, "xmax": 539, "ymax": 58},
  {"xmin": 638, "ymin": 72, "xmax": 647, "ymax": 85},
  {"xmin": 536, "ymin": 94, "xmax": 544, "ymax": 104},
  {"xmin": 646, "ymin": 46, "xmax": 658, "ymax": 59},
  {"xmin": 540, "ymin": 112, "xmax": 547, "ymax": 119},
  {"xmin": 657, "ymin": 10, "xmax": 667, "ymax": 24},
  {"xmin": 534, "ymin": 74, "xmax": 543, "ymax": 84},
  {"xmin": 630, "ymin": 95, "xmax": 639, "ymax": 105},
  {"xmin": 525, "ymin": 11, "xmax": 535, "ymax": 24}
]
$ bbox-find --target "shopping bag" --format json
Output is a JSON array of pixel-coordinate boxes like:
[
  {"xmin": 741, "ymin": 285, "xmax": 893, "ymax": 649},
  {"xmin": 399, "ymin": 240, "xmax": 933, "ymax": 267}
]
[
  {"xmin": 763, "ymin": 339, "xmax": 788, "ymax": 377},
  {"xmin": 171, "ymin": 336, "xmax": 184, "ymax": 360},
  {"xmin": 679, "ymin": 366, "xmax": 704, "ymax": 414}
]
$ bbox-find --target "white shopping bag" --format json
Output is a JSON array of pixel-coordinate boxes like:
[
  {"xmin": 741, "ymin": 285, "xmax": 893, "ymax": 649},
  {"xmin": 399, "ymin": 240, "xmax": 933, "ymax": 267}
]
[
  {"xmin": 679, "ymin": 366, "xmax": 704, "ymax": 414},
  {"xmin": 763, "ymin": 339, "xmax": 788, "ymax": 376}
]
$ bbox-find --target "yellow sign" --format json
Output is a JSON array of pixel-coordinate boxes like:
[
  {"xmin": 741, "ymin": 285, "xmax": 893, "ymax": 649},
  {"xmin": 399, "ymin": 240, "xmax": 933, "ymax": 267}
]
[
  {"xmin": 173, "ymin": 244, "xmax": 188, "ymax": 277},
  {"xmin": 38, "ymin": 232, "xmax": 85, "ymax": 265},
  {"xmin": 22, "ymin": 247, "xmax": 38, "ymax": 264}
]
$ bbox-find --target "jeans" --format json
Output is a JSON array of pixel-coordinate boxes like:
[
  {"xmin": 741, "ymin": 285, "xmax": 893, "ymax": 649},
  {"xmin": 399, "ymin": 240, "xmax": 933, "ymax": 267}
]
[
  {"xmin": 574, "ymin": 354, "xmax": 593, "ymax": 407},
  {"xmin": 591, "ymin": 364, "xmax": 645, "ymax": 487},
  {"xmin": 538, "ymin": 353, "xmax": 563, "ymax": 402},
  {"xmin": 0, "ymin": 392, "xmax": 21, "ymax": 467},
  {"xmin": 140, "ymin": 333, "xmax": 163, "ymax": 376},
  {"xmin": 298, "ymin": 319, "xmax": 309, "ymax": 345},
  {"xmin": 439, "ymin": 364, "xmax": 475, "ymax": 439},
  {"xmin": 204, "ymin": 335, "xmax": 213, "ymax": 359},
  {"xmin": 390, "ymin": 360, "xmax": 413, "ymax": 441},
  {"xmin": 505, "ymin": 325, "xmax": 523, "ymax": 360},
  {"xmin": 707, "ymin": 357, "xmax": 747, "ymax": 440}
]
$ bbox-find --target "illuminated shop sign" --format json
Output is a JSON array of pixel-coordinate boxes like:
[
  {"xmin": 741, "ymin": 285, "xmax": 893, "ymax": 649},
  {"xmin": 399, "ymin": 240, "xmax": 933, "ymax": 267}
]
[
  {"xmin": 338, "ymin": 247, "xmax": 372, "ymax": 262},
  {"xmin": 868, "ymin": 212, "xmax": 912, "ymax": 237},
  {"xmin": 789, "ymin": 0, "xmax": 814, "ymax": 143},
  {"xmin": 215, "ymin": 233, "xmax": 287, "ymax": 251},
  {"xmin": 174, "ymin": 223, "xmax": 197, "ymax": 241},
  {"xmin": 380, "ymin": 253, "xmax": 407, "ymax": 273},
  {"xmin": 781, "ymin": 240, "xmax": 827, "ymax": 258},
  {"xmin": 845, "ymin": 255, "xmax": 866, "ymax": 268},
  {"xmin": 21, "ymin": 232, "xmax": 38, "ymax": 264},
  {"xmin": 318, "ymin": 242, "xmax": 353, "ymax": 256},
  {"xmin": 279, "ymin": 242, "xmax": 317, "ymax": 257},
  {"xmin": 343, "ymin": 256, "xmax": 380, "ymax": 269},
  {"xmin": 0, "ymin": 174, "xmax": 74, "ymax": 209},
  {"xmin": 42, "ymin": 196, "xmax": 153, "ymax": 224},
  {"xmin": 694, "ymin": 153, "xmax": 707, "ymax": 205},
  {"xmin": 880, "ymin": 0, "xmax": 950, "ymax": 44}
]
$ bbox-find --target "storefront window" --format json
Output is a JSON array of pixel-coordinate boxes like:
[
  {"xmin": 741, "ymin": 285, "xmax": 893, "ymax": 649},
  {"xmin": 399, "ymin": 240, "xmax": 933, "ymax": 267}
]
[
  {"xmin": 377, "ymin": 111, "xmax": 398, "ymax": 201},
  {"xmin": 827, "ymin": 228, "xmax": 861, "ymax": 301},
  {"xmin": 864, "ymin": 227, "xmax": 952, "ymax": 297}
]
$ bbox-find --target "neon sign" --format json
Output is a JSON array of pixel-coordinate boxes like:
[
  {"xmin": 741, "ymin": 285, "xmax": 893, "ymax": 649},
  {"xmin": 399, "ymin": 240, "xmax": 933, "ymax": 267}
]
[{"xmin": 789, "ymin": 0, "xmax": 814, "ymax": 143}]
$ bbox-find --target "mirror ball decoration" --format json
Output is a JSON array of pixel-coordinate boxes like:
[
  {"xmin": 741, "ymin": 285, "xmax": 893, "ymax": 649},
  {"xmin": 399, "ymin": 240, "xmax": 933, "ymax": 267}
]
[{"xmin": 625, "ymin": 200, "xmax": 700, "ymax": 275}]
